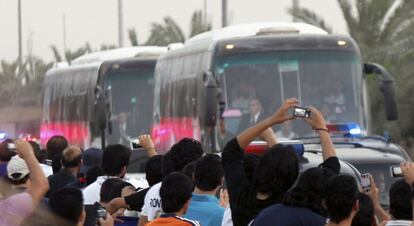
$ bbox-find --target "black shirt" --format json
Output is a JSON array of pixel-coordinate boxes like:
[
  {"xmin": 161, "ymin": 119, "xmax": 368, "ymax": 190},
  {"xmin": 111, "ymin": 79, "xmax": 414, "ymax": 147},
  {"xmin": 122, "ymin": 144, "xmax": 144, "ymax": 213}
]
[
  {"xmin": 46, "ymin": 168, "xmax": 77, "ymax": 198},
  {"xmin": 222, "ymin": 138, "xmax": 284, "ymax": 226},
  {"xmin": 124, "ymin": 187, "xmax": 150, "ymax": 212}
]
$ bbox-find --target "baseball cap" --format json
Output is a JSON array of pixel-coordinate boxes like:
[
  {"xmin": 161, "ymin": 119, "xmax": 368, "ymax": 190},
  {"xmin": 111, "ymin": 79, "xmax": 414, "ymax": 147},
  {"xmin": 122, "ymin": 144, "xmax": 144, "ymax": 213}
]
[
  {"xmin": 7, "ymin": 156, "xmax": 30, "ymax": 181},
  {"xmin": 80, "ymin": 147, "xmax": 103, "ymax": 174}
]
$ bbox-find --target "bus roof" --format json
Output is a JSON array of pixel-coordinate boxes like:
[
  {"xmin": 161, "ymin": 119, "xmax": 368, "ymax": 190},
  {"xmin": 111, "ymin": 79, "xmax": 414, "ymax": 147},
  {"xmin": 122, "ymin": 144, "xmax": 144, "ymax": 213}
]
[
  {"xmin": 185, "ymin": 22, "xmax": 328, "ymax": 47},
  {"xmin": 72, "ymin": 46, "xmax": 167, "ymax": 65}
]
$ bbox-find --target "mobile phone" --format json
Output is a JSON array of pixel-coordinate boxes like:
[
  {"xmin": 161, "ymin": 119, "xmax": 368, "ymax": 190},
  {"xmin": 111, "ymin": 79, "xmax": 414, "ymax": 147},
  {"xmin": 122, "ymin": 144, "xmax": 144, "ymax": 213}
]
[
  {"xmin": 293, "ymin": 106, "xmax": 311, "ymax": 119},
  {"xmin": 391, "ymin": 166, "xmax": 403, "ymax": 177},
  {"xmin": 7, "ymin": 143, "xmax": 16, "ymax": 152},
  {"xmin": 360, "ymin": 173, "xmax": 371, "ymax": 192},
  {"xmin": 130, "ymin": 138, "xmax": 142, "ymax": 150},
  {"xmin": 96, "ymin": 205, "xmax": 107, "ymax": 224}
]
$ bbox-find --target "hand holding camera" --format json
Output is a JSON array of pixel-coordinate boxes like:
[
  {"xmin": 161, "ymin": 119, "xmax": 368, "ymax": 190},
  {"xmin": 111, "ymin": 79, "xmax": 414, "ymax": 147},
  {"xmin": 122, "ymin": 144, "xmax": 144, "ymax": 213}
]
[
  {"xmin": 270, "ymin": 98, "xmax": 299, "ymax": 124},
  {"xmin": 301, "ymin": 107, "xmax": 328, "ymax": 132},
  {"xmin": 10, "ymin": 140, "xmax": 34, "ymax": 160}
]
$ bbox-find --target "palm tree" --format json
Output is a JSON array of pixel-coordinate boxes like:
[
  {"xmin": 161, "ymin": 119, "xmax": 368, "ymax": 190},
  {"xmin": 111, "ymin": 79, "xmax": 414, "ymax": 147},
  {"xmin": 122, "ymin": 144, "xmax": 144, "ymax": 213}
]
[
  {"xmin": 288, "ymin": 0, "xmax": 414, "ymax": 143},
  {"xmin": 189, "ymin": 10, "xmax": 212, "ymax": 38},
  {"xmin": 50, "ymin": 43, "xmax": 92, "ymax": 64},
  {"xmin": 128, "ymin": 28, "xmax": 139, "ymax": 46},
  {"xmin": 145, "ymin": 10, "xmax": 212, "ymax": 46}
]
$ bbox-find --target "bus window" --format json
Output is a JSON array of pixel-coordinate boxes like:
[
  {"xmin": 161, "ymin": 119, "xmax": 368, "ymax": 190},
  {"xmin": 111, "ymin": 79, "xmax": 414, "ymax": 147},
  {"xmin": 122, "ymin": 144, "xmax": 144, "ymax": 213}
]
[
  {"xmin": 216, "ymin": 50, "xmax": 363, "ymax": 142},
  {"xmin": 104, "ymin": 67, "xmax": 155, "ymax": 146}
]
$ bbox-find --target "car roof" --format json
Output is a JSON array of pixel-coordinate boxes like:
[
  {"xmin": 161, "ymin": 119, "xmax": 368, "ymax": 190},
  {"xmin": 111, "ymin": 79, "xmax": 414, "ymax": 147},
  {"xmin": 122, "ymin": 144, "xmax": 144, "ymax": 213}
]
[{"xmin": 304, "ymin": 144, "xmax": 405, "ymax": 165}]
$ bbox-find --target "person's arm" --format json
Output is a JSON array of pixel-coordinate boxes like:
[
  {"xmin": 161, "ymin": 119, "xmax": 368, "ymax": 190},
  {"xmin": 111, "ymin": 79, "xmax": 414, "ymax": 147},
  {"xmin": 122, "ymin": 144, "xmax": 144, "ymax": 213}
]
[
  {"xmin": 259, "ymin": 128, "xmax": 277, "ymax": 147},
  {"xmin": 303, "ymin": 107, "xmax": 336, "ymax": 161},
  {"xmin": 15, "ymin": 140, "xmax": 49, "ymax": 207},
  {"xmin": 366, "ymin": 175, "xmax": 391, "ymax": 222},
  {"xmin": 237, "ymin": 98, "xmax": 299, "ymax": 148},
  {"xmin": 107, "ymin": 197, "xmax": 128, "ymax": 215},
  {"xmin": 138, "ymin": 134, "xmax": 157, "ymax": 157}
]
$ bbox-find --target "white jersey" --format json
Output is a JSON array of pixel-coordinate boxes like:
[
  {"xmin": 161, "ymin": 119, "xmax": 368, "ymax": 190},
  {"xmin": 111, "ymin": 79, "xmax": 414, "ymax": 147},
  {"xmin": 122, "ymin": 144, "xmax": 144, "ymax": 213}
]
[
  {"xmin": 83, "ymin": 175, "xmax": 148, "ymax": 205},
  {"xmin": 385, "ymin": 220, "xmax": 412, "ymax": 226},
  {"xmin": 140, "ymin": 182, "xmax": 162, "ymax": 220}
]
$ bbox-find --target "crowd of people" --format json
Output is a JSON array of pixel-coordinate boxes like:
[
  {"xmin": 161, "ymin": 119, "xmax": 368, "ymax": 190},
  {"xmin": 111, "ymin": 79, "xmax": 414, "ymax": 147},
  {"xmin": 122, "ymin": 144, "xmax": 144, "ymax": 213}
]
[{"xmin": 1, "ymin": 98, "xmax": 414, "ymax": 226}]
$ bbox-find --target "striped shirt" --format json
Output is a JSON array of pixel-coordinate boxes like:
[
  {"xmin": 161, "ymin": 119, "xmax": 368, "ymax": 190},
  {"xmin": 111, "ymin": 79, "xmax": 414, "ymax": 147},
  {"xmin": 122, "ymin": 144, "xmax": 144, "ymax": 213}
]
[{"xmin": 147, "ymin": 214, "xmax": 201, "ymax": 226}]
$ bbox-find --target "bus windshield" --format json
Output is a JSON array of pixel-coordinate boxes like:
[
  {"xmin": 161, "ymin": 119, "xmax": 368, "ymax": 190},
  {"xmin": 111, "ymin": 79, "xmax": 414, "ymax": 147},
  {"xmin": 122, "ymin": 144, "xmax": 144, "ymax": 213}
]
[
  {"xmin": 104, "ymin": 67, "xmax": 155, "ymax": 146},
  {"xmin": 215, "ymin": 50, "xmax": 363, "ymax": 141}
]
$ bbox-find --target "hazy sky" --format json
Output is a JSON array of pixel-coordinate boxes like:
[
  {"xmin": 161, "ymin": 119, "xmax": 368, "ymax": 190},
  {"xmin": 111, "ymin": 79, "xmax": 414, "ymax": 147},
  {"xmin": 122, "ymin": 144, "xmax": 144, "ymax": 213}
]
[{"xmin": 0, "ymin": 0, "xmax": 348, "ymax": 61}]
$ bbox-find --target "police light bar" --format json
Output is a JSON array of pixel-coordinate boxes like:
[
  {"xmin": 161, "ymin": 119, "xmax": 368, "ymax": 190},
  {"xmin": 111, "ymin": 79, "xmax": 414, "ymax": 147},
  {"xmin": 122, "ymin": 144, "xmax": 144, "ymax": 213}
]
[
  {"xmin": 326, "ymin": 123, "xmax": 362, "ymax": 136},
  {"xmin": 246, "ymin": 140, "xmax": 305, "ymax": 157},
  {"xmin": 0, "ymin": 132, "xmax": 7, "ymax": 139}
]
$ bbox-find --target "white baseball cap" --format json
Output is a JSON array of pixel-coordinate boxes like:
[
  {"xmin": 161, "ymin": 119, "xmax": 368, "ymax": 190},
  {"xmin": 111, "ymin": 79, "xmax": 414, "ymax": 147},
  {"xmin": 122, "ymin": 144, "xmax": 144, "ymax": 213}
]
[{"xmin": 7, "ymin": 156, "xmax": 30, "ymax": 181}]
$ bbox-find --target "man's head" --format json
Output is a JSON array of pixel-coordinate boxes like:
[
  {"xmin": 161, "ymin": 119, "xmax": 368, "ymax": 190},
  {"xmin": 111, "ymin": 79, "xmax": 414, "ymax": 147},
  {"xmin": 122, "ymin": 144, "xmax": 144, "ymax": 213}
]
[
  {"xmin": 160, "ymin": 172, "xmax": 194, "ymax": 214},
  {"xmin": 283, "ymin": 166, "xmax": 337, "ymax": 215},
  {"xmin": 351, "ymin": 193, "xmax": 374, "ymax": 226},
  {"xmin": 194, "ymin": 154, "xmax": 223, "ymax": 192},
  {"xmin": 46, "ymin": 135, "xmax": 68, "ymax": 159},
  {"xmin": 29, "ymin": 141, "xmax": 45, "ymax": 163},
  {"xmin": 162, "ymin": 138, "xmax": 203, "ymax": 176},
  {"xmin": 80, "ymin": 147, "xmax": 102, "ymax": 175},
  {"xmin": 100, "ymin": 178, "xmax": 124, "ymax": 205},
  {"xmin": 324, "ymin": 174, "xmax": 359, "ymax": 224},
  {"xmin": 145, "ymin": 155, "xmax": 163, "ymax": 186},
  {"xmin": 249, "ymin": 98, "xmax": 262, "ymax": 115},
  {"xmin": 0, "ymin": 139, "xmax": 16, "ymax": 163},
  {"xmin": 102, "ymin": 144, "xmax": 131, "ymax": 177},
  {"xmin": 61, "ymin": 146, "xmax": 82, "ymax": 169},
  {"xmin": 49, "ymin": 187, "xmax": 85, "ymax": 226},
  {"xmin": 7, "ymin": 155, "xmax": 30, "ymax": 185},
  {"xmin": 252, "ymin": 144, "xmax": 299, "ymax": 197},
  {"xmin": 389, "ymin": 179, "xmax": 412, "ymax": 220}
]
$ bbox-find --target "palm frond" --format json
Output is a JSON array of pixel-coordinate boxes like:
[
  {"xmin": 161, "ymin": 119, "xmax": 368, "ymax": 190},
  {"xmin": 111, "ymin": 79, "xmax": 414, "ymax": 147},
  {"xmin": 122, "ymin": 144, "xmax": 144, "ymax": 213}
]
[{"xmin": 287, "ymin": 7, "xmax": 333, "ymax": 33}]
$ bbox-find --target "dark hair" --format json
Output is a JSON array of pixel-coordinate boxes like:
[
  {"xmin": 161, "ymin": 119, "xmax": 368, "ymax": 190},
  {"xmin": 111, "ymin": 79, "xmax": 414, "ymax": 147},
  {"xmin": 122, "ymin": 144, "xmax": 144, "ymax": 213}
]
[
  {"xmin": 389, "ymin": 179, "xmax": 412, "ymax": 220},
  {"xmin": 194, "ymin": 154, "xmax": 223, "ymax": 191},
  {"xmin": 85, "ymin": 166, "xmax": 103, "ymax": 186},
  {"xmin": 162, "ymin": 138, "xmax": 203, "ymax": 176},
  {"xmin": 145, "ymin": 155, "xmax": 163, "ymax": 186},
  {"xmin": 182, "ymin": 161, "xmax": 197, "ymax": 180},
  {"xmin": 160, "ymin": 172, "xmax": 194, "ymax": 213},
  {"xmin": 61, "ymin": 147, "xmax": 82, "ymax": 168},
  {"xmin": 46, "ymin": 135, "xmax": 68, "ymax": 159},
  {"xmin": 102, "ymin": 144, "xmax": 131, "ymax": 176},
  {"xmin": 324, "ymin": 174, "xmax": 358, "ymax": 224},
  {"xmin": 49, "ymin": 187, "xmax": 84, "ymax": 224},
  {"xmin": 283, "ymin": 167, "xmax": 336, "ymax": 216},
  {"xmin": 100, "ymin": 178, "xmax": 124, "ymax": 203},
  {"xmin": 252, "ymin": 144, "xmax": 299, "ymax": 197},
  {"xmin": 352, "ymin": 193, "xmax": 375, "ymax": 226},
  {"xmin": 8, "ymin": 174, "xmax": 30, "ymax": 185},
  {"xmin": 29, "ymin": 141, "xmax": 45, "ymax": 163},
  {"xmin": 108, "ymin": 181, "xmax": 134, "ymax": 202},
  {"xmin": 243, "ymin": 153, "xmax": 260, "ymax": 182},
  {"xmin": 0, "ymin": 139, "xmax": 16, "ymax": 162}
]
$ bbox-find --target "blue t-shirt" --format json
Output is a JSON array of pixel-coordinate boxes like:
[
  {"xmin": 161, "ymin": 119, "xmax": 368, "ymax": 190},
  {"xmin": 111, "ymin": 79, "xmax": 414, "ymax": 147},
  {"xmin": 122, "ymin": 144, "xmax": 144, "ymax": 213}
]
[
  {"xmin": 0, "ymin": 163, "xmax": 7, "ymax": 177},
  {"xmin": 185, "ymin": 193, "xmax": 225, "ymax": 226},
  {"xmin": 251, "ymin": 204, "xmax": 326, "ymax": 226}
]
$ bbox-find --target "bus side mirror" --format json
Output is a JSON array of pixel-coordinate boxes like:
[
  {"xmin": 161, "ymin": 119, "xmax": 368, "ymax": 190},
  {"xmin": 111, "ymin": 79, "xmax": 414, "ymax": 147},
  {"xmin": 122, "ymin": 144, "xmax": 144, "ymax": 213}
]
[
  {"xmin": 202, "ymin": 71, "xmax": 219, "ymax": 127},
  {"xmin": 95, "ymin": 86, "xmax": 108, "ymax": 131},
  {"xmin": 364, "ymin": 62, "xmax": 398, "ymax": 121}
]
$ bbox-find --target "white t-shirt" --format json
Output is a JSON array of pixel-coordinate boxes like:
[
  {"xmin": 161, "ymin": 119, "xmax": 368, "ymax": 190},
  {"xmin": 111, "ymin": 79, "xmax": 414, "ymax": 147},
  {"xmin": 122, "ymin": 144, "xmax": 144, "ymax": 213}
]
[
  {"xmin": 82, "ymin": 175, "xmax": 148, "ymax": 205},
  {"xmin": 385, "ymin": 220, "xmax": 412, "ymax": 226},
  {"xmin": 140, "ymin": 182, "xmax": 162, "ymax": 221},
  {"xmin": 221, "ymin": 205, "xmax": 233, "ymax": 226},
  {"xmin": 40, "ymin": 163, "xmax": 53, "ymax": 177}
]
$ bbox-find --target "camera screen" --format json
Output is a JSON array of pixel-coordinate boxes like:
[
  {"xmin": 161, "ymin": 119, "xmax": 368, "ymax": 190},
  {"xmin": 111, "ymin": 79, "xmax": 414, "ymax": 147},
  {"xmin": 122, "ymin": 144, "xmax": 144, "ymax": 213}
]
[{"xmin": 293, "ymin": 107, "xmax": 310, "ymax": 118}]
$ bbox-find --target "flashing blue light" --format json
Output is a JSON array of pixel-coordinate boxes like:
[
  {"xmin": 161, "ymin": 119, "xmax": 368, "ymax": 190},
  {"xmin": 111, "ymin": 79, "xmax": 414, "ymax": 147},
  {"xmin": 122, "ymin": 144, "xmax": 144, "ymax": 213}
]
[
  {"xmin": 349, "ymin": 127, "xmax": 361, "ymax": 135},
  {"xmin": 327, "ymin": 123, "xmax": 362, "ymax": 136},
  {"xmin": 0, "ymin": 132, "xmax": 7, "ymax": 139}
]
